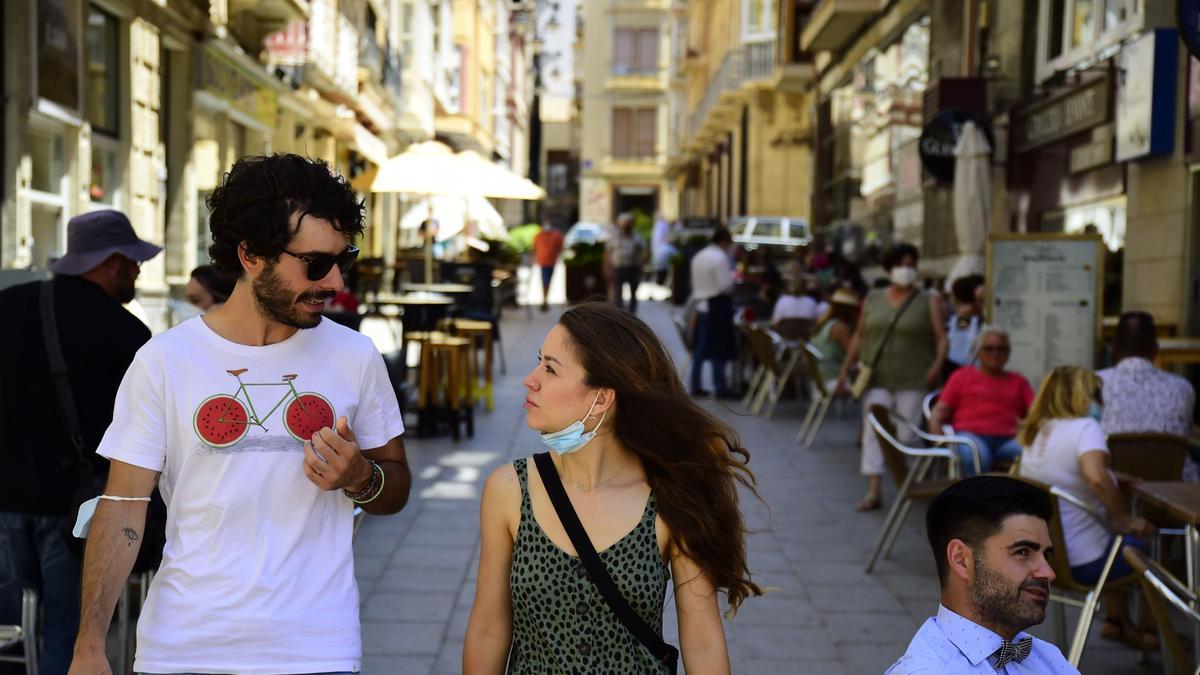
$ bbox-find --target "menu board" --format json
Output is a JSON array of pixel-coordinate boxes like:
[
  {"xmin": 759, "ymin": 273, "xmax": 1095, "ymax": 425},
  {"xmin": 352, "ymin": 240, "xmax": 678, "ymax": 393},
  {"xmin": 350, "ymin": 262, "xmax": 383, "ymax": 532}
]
[{"xmin": 986, "ymin": 235, "xmax": 1103, "ymax": 391}]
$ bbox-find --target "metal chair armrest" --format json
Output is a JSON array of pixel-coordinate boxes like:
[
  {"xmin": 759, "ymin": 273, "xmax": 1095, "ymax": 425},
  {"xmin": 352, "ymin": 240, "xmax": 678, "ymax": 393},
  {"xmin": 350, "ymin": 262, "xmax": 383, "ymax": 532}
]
[
  {"xmin": 893, "ymin": 418, "xmax": 983, "ymax": 475},
  {"xmin": 1050, "ymin": 486, "xmax": 1120, "ymax": 535},
  {"xmin": 1143, "ymin": 569, "xmax": 1200, "ymax": 623}
]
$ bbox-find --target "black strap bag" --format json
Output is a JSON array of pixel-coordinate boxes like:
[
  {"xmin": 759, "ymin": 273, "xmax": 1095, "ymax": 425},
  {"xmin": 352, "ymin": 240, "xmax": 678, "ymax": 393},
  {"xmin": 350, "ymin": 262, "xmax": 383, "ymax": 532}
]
[
  {"xmin": 533, "ymin": 452, "xmax": 679, "ymax": 673},
  {"xmin": 41, "ymin": 281, "xmax": 166, "ymax": 573}
]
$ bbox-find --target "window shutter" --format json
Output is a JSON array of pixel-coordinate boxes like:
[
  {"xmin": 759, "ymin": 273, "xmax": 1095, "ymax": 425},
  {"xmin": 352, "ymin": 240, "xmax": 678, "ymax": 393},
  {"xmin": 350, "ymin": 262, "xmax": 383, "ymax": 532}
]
[
  {"xmin": 613, "ymin": 108, "xmax": 632, "ymax": 158},
  {"xmin": 636, "ymin": 108, "xmax": 657, "ymax": 157},
  {"xmin": 614, "ymin": 29, "xmax": 634, "ymax": 74},
  {"xmin": 637, "ymin": 30, "xmax": 658, "ymax": 74}
]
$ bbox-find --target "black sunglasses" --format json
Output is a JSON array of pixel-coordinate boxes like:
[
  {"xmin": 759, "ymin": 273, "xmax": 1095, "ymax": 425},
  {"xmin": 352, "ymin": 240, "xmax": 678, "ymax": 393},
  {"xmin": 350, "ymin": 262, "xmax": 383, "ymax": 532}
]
[{"xmin": 281, "ymin": 245, "xmax": 360, "ymax": 281}]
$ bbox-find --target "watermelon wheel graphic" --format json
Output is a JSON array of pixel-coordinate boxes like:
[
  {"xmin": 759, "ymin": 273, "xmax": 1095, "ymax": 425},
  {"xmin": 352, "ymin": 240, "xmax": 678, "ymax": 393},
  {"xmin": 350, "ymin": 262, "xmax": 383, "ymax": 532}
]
[
  {"xmin": 193, "ymin": 394, "xmax": 250, "ymax": 448},
  {"xmin": 284, "ymin": 392, "xmax": 335, "ymax": 442}
]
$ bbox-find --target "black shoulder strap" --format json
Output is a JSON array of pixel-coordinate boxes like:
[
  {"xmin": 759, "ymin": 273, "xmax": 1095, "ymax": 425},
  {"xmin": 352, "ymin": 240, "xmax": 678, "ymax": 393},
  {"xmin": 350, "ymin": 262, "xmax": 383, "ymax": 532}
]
[
  {"xmin": 533, "ymin": 452, "xmax": 678, "ymax": 673},
  {"xmin": 40, "ymin": 280, "xmax": 88, "ymax": 463},
  {"xmin": 866, "ymin": 290, "xmax": 922, "ymax": 371}
]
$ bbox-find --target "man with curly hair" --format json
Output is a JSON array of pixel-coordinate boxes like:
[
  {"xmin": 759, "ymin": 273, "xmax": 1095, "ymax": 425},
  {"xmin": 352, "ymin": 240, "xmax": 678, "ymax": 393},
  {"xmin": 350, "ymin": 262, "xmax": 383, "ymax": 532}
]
[{"xmin": 69, "ymin": 155, "xmax": 411, "ymax": 675}]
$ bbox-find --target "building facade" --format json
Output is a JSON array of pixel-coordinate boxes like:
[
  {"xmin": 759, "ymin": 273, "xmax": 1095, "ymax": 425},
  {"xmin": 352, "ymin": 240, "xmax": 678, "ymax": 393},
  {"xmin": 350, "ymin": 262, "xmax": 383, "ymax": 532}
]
[{"xmin": 578, "ymin": 0, "xmax": 681, "ymax": 225}]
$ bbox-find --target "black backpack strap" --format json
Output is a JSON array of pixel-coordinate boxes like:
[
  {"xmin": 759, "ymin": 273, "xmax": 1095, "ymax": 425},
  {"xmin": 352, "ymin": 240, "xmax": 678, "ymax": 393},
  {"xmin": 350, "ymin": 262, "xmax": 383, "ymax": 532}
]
[
  {"xmin": 533, "ymin": 452, "xmax": 679, "ymax": 673},
  {"xmin": 40, "ymin": 280, "xmax": 87, "ymax": 463}
]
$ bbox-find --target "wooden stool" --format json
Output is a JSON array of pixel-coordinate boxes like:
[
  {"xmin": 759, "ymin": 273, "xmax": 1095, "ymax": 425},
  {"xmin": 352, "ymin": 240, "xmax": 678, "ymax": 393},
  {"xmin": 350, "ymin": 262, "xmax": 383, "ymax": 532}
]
[
  {"xmin": 424, "ymin": 336, "xmax": 474, "ymax": 440},
  {"xmin": 449, "ymin": 318, "xmax": 495, "ymax": 411}
]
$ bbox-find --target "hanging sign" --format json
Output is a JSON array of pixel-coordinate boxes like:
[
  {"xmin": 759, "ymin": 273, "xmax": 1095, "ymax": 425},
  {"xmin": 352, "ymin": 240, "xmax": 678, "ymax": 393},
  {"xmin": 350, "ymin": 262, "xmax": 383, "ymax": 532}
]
[
  {"xmin": 1179, "ymin": 0, "xmax": 1200, "ymax": 59},
  {"xmin": 918, "ymin": 109, "xmax": 993, "ymax": 182},
  {"xmin": 1116, "ymin": 29, "xmax": 1178, "ymax": 161}
]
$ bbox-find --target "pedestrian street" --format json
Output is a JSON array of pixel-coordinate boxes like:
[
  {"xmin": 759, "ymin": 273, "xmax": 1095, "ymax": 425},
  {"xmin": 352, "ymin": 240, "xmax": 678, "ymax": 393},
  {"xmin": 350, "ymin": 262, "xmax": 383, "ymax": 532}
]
[{"xmin": 352, "ymin": 294, "xmax": 1156, "ymax": 675}]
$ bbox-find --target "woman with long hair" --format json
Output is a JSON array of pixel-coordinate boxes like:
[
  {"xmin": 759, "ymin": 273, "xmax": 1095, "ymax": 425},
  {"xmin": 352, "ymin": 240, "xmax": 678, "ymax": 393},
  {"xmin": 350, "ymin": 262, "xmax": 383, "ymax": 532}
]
[
  {"xmin": 1017, "ymin": 366, "xmax": 1157, "ymax": 649},
  {"xmin": 463, "ymin": 301, "xmax": 762, "ymax": 674}
]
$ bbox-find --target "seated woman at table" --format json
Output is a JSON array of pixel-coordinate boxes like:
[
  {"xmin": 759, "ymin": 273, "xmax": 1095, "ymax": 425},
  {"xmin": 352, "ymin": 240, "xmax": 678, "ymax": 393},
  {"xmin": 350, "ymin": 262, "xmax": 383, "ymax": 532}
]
[
  {"xmin": 929, "ymin": 326, "xmax": 1033, "ymax": 474},
  {"xmin": 1017, "ymin": 366, "xmax": 1158, "ymax": 650},
  {"xmin": 807, "ymin": 289, "xmax": 859, "ymax": 392}
]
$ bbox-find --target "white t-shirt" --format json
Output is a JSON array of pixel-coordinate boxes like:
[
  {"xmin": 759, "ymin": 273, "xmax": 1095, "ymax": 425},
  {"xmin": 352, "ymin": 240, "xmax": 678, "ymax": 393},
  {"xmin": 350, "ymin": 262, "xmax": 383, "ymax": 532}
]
[
  {"xmin": 1019, "ymin": 418, "xmax": 1112, "ymax": 567},
  {"xmin": 97, "ymin": 317, "xmax": 404, "ymax": 674},
  {"xmin": 771, "ymin": 294, "xmax": 819, "ymax": 323},
  {"xmin": 690, "ymin": 244, "xmax": 733, "ymax": 312}
]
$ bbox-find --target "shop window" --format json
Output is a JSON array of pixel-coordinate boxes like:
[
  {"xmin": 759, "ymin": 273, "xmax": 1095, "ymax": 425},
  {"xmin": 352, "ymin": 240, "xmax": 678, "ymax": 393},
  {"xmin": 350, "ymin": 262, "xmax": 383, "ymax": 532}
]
[
  {"xmin": 30, "ymin": 127, "xmax": 65, "ymax": 195},
  {"xmin": 743, "ymin": 0, "xmax": 774, "ymax": 38},
  {"xmin": 37, "ymin": 0, "xmax": 82, "ymax": 110},
  {"xmin": 613, "ymin": 28, "xmax": 658, "ymax": 76},
  {"xmin": 90, "ymin": 138, "xmax": 119, "ymax": 204},
  {"xmin": 85, "ymin": 6, "xmax": 119, "ymax": 136}
]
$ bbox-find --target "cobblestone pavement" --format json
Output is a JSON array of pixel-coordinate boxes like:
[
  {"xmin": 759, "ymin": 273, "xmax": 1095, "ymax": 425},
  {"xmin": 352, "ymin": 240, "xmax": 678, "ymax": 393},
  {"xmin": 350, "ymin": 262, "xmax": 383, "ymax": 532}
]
[{"xmin": 354, "ymin": 293, "xmax": 1164, "ymax": 674}]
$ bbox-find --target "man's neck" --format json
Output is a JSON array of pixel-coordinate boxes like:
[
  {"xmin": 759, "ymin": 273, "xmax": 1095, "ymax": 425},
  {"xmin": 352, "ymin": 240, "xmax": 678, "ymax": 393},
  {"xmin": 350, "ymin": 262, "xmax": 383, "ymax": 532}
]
[
  {"xmin": 941, "ymin": 594, "xmax": 1019, "ymax": 641},
  {"xmin": 202, "ymin": 286, "xmax": 299, "ymax": 346}
]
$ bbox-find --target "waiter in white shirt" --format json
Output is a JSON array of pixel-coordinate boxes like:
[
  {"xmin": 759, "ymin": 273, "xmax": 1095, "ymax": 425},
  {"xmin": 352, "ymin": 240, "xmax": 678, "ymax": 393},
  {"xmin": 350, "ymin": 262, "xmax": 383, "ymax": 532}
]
[{"xmin": 688, "ymin": 227, "xmax": 736, "ymax": 398}]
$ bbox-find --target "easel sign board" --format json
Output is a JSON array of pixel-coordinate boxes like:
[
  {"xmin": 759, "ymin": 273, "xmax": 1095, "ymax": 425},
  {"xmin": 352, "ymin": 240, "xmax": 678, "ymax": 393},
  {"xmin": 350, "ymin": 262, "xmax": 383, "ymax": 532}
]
[{"xmin": 985, "ymin": 234, "xmax": 1104, "ymax": 391}]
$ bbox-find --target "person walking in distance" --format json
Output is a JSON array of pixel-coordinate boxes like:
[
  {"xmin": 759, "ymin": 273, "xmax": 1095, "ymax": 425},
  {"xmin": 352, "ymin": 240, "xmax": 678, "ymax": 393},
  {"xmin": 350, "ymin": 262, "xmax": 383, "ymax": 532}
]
[
  {"xmin": 836, "ymin": 243, "xmax": 948, "ymax": 511},
  {"xmin": 68, "ymin": 154, "xmax": 412, "ymax": 675},
  {"xmin": 0, "ymin": 210, "xmax": 160, "ymax": 675},
  {"xmin": 609, "ymin": 213, "xmax": 649, "ymax": 313},
  {"xmin": 688, "ymin": 227, "xmax": 737, "ymax": 398},
  {"xmin": 464, "ymin": 302, "xmax": 762, "ymax": 673},
  {"xmin": 533, "ymin": 219, "xmax": 564, "ymax": 311}
]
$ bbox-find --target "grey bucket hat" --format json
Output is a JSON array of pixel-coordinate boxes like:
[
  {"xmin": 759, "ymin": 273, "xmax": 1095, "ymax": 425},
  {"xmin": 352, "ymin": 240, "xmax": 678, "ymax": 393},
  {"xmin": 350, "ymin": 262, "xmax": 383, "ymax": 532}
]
[{"xmin": 51, "ymin": 210, "xmax": 162, "ymax": 275}]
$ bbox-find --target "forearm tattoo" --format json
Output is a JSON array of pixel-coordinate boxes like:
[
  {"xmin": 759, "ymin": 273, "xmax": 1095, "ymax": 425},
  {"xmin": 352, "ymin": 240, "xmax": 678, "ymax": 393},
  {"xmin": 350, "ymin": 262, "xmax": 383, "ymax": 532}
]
[{"xmin": 122, "ymin": 527, "xmax": 140, "ymax": 546}]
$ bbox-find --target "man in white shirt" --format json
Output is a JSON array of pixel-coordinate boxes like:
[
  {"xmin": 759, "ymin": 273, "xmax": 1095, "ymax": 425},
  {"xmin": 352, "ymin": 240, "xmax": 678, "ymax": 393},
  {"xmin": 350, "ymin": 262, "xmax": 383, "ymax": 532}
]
[
  {"xmin": 888, "ymin": 476, "xmax": 1078, "ymax": 674},
  {"xmin": 688, "ymin": 227, "xmax": 736, "ymax": 398},
  {"xmin": 1098, "ymin": 311, "xmax": 1197, "ymax": 480},
  {"xmin": 69, "ymin": 155, "xmax": 412, "ymax": 675}
]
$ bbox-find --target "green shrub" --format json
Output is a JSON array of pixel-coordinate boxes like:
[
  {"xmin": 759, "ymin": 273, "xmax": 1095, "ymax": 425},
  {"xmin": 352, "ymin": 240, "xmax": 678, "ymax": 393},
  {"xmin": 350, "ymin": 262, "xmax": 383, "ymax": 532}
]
[
  {"xmin": 507, "ymin": 223, "xmax": 541, "ymax": 254},
  {"xmin": 564, "ymin": 241, "xmax": 606, "ymax": 267}
]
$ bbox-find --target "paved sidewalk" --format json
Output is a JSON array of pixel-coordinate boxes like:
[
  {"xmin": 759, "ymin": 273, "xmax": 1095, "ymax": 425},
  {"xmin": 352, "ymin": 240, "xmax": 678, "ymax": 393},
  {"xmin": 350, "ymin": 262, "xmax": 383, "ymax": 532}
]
[{"xmin": 354, "ymin": 295, "xmax": 1164, "ymax": 674}]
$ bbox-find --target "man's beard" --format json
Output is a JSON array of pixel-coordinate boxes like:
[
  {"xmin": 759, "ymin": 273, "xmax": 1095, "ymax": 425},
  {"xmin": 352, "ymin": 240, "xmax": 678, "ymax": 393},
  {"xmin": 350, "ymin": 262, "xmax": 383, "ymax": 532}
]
[
  {"xmin": 970, "ymin": 554, "xmax": 1049, "ymax": 635},
  {"xmin": 251, "ymin": 262, "xmax": 331, "ymax": 329}
]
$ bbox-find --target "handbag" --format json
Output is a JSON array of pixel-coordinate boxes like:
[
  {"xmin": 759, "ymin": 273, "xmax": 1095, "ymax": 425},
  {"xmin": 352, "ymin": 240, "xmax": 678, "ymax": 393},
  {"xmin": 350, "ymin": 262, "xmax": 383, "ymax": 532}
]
[
  {"xmin": 850, "ymin": 290, "xmax": 921, "ymax": 399},
  {"xmin": 40, "ymin": 281, "xmax": 166, "ymax": 573},
  {"xmin": 533, "ymin": 453, "xmax": 679, "ymax": 674}
]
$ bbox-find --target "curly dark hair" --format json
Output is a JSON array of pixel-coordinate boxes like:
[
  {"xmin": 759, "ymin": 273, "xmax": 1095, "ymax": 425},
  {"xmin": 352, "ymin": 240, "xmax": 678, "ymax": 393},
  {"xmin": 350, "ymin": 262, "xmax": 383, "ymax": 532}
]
[{"xmin": 206, "ymin": 154, "xmax": 365, "ymax": 277}]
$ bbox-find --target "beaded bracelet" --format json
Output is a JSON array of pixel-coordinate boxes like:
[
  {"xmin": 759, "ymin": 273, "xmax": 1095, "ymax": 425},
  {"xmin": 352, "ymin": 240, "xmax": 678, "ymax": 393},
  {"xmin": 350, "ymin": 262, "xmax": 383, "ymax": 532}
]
[{"xmin": 343, "ymin": 461, "xmax": 385, "ymax": 504}]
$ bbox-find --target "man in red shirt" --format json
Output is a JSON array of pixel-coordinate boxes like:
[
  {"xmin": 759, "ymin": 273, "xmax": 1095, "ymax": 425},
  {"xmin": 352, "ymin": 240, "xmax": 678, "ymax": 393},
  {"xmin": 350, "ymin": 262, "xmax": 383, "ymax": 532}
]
[
  {"xmin": 532, "ymin": 220, "xmax": 564, "ymax": 311},
  {"xmin": 930, "ymin": 326, "xmax": 1034, "ymax": 474}
]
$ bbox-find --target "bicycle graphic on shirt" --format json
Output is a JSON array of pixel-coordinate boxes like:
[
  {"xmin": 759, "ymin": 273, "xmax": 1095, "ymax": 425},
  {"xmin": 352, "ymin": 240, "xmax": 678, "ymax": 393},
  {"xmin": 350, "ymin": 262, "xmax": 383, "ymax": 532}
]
[{"xmin": 192, "ymin": 369, "xmax": 335, "ymax": 448}]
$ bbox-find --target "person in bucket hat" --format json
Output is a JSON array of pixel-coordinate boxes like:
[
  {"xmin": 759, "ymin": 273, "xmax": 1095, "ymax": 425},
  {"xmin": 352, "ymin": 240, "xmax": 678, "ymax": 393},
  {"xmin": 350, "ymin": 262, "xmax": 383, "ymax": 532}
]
[{"xmin": 0, "ymin": 209, "xmax": 160, "ymax": 674}]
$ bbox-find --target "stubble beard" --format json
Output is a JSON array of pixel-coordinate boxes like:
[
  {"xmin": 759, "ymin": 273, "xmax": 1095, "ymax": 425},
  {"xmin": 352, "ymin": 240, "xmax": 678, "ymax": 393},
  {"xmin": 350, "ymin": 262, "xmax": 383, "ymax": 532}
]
[
  {"xmin": 969, "ymin": 554, "xmax": 1047, "ymax": 636},
  {"xmin": 252, "ymin": 261, "xmax": 322, "ymax": 329}
]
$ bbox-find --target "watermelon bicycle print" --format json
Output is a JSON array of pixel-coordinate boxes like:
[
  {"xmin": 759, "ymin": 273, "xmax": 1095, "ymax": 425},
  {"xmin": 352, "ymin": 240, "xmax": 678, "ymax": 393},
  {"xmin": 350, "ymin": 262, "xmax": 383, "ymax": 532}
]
[{"xmin": 193, "ymin": 369, "xmax": 335, "ymax": 450}]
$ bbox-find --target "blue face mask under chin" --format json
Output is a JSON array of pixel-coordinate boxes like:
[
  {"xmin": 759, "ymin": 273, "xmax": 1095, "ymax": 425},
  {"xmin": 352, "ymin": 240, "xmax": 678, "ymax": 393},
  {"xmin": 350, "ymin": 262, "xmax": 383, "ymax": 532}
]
[
  {"xmin": 540, "ymin": 391, "xmax": 606, "ymax": 455},
  {"xmin": 1088, "ymin": 401, "xmax": 1103, "ymax": 421}
]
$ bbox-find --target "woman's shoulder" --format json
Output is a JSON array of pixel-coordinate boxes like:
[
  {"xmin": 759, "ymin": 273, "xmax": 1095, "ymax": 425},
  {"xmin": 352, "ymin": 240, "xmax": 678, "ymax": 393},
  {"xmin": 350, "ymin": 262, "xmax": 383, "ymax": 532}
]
[{"xmin": 484, "ymin": 462, "xmax": 523, "ymax": 503}]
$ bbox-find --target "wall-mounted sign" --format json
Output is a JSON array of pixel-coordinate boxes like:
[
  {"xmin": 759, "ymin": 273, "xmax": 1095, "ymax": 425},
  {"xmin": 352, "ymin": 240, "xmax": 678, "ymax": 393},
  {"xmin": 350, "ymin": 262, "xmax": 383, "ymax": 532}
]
[
  {"xmin": 1116, "ymin": 29, "xmax": 1178, "ymax": 162},
  {"xmin": 918, "ymin": 109, "xmax": 994, "ymax": 182},
  {"xmin": 1013, "ymin": 74, "xmax": 1111, "ymax": 153},
  {"xmin": 1068, "ymin": 125, "xmax": 1113, "ymax": 174}
]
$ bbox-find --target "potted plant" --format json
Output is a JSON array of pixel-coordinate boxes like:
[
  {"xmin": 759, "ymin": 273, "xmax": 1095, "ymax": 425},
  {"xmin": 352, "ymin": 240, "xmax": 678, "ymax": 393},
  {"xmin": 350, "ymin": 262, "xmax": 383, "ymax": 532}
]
[{"xmin": 563, "ymin": 241, "xmax": 607, "ymax": 304}]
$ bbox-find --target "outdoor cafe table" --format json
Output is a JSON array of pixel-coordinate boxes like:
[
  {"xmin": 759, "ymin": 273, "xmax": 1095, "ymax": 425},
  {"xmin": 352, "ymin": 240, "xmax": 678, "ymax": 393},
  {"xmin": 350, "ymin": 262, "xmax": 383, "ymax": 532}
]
[
  {"xmin": 1127, "ymin": 481, "xmax": 1200, "ymax": 651},
  {"xmin": 371, "ymin": 292, "xmax": 454, "ymax": 333},
  {"xmin": 402, "ymin": 282, "xmax": 475, "ymax": 296}
]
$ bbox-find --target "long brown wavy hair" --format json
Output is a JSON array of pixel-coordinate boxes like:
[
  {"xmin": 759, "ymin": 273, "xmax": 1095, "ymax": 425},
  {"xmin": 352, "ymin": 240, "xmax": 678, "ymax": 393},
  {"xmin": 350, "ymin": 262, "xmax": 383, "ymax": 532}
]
[{"xmin": 558, "ymin": 301, "xmax": 764, "ymax": 614}]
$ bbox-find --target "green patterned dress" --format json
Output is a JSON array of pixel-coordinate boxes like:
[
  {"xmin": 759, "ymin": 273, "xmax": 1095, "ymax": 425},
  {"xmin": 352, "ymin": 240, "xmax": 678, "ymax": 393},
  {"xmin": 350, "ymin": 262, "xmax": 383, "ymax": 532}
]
[{"xmin": 507, "ymin": 458, "xmax": 672, "ymax": 674}]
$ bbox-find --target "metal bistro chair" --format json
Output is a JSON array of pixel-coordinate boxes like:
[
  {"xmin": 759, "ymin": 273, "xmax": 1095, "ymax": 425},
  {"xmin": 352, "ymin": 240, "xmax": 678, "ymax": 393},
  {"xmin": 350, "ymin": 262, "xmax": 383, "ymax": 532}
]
[
  {"xmin": 796, "ymin": 343, "xmax": 836, "ymax": 448},
  {"xmin": 1108, "ymin": 433, "xmax": 1191, "ymax": 482},
  {"xmin": 864, "ymin": 406, "xmax": 983, "ymax": 574},
  {"xmin": 1124, "ymin": 546, "xmax": 1200, "ymax": 675},
  {"xmin": 1018, "ymin": 478, "xmax": 1140, "ymax": 666},
  {"xmin": 741, "ymin": 326, "xmax": 802, "ymax": 419},
  {"xmin": 0, "ymin": 588, "xmax": 37, "ymax": 675}
]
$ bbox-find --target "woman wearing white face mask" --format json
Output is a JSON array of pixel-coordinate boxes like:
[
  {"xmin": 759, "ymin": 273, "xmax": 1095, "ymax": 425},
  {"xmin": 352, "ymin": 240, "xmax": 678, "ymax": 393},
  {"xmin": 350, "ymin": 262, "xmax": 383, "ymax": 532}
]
[
  {"xmin": 464, "ymin": 302, "xmax": 762, "ymax": 674},
  {"xmin": 836, "ymin": 243, "xmax": 948, "ymax": 512}
]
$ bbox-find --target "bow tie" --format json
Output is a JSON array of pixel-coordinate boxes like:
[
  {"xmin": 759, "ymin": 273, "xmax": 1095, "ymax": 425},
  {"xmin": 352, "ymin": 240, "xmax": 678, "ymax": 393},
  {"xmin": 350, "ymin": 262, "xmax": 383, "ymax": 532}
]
[{"xmin": 993, "ymin": 636, "xmax": 1033, "ymax": 669}]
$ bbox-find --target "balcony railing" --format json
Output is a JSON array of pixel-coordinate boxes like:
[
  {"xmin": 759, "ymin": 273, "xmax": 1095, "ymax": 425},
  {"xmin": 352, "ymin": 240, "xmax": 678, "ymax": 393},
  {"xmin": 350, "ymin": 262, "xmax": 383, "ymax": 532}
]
[
  {"xmin": 382, "ymin": 48, "xmax": 403, "ymax": 102},
  {"xmin": 359, "ymin": 34, "xmax": 383, "ymax": 81},
  {"xmin": 687, "ymin": 38, "xmax": 777, "ymax": 138},
  {"xmin": 744, "ymin": 39, "xmax": 775, "ymax": 82}
]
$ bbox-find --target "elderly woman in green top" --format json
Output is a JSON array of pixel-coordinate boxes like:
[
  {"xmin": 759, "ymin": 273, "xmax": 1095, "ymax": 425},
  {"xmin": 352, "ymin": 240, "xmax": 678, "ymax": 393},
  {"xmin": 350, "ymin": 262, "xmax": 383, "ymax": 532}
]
[{"xmin": 836, "ymin": 244, "xmax": 948, "ymax": 512}]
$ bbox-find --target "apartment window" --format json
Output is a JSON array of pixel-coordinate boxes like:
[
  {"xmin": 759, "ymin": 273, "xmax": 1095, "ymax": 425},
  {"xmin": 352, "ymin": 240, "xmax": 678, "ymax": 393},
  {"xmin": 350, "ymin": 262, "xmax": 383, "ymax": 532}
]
[
  {"xmin": 1038, "ymin": 0, "xmax": 1141, "ymax": 82},
  {"xmin": 613, "ymin": 28, "xmax": 658, "ymax": 75},
  {"xmin": 744, "ymin": 0, "xmax": 774, "ymax": 36},
  {"xmin": 400, "ymin": 1, "xmax": 414, "ymax": 62},
  {"xmin": 85, "ymin": 6, "xmax": 119, "ymax": 135},
  {"xmin": 612, "ymin": 107, "xmax": 656, "ymax": 159}
]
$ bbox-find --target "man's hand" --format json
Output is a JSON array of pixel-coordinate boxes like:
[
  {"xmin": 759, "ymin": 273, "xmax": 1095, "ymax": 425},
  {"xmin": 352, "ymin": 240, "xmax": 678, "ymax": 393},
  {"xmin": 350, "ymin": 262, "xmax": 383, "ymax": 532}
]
[
  {"xmin": 302, "ymin": 416, "xmax": 371, "ymax": 492},
  {"xmin": 68, "ymin": 645, "xmax": 112, "ymax": 675}
]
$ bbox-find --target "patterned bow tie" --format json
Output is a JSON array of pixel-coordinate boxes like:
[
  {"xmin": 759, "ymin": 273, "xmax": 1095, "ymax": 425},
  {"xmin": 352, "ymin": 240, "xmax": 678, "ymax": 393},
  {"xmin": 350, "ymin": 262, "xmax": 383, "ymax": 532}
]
[{"xmin": 993, "ymin": 636, "xmax": 1033, "ymax": 669}]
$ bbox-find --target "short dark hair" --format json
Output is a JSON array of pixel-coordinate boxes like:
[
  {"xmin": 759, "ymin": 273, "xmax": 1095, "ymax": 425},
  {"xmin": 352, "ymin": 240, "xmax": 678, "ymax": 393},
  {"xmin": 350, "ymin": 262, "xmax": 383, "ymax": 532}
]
[
  {"xmin": 1114, "ymin": 311, "xmax": 1157, "ymax": 359},
  {"xmin": 711, "ymin": 227, "xmax": 732, "ymax": 246},
  {"xmin": 190, "ymin": 264, "xmax": 236, "ymax": 303},
  {"xmin": 926, "ymin": 476, "xmax": 1053, "ymax": 586},
  {"xmin": 882, "ymin": 243, "xmax": 920, "ymax": 271},
  {"xmin": 951, "ymin": 274, "xmax": 985, "ymax": 304},
  {"xmin": 206, "ymin": 154, "xmax": 366, "ymax": 278}
]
